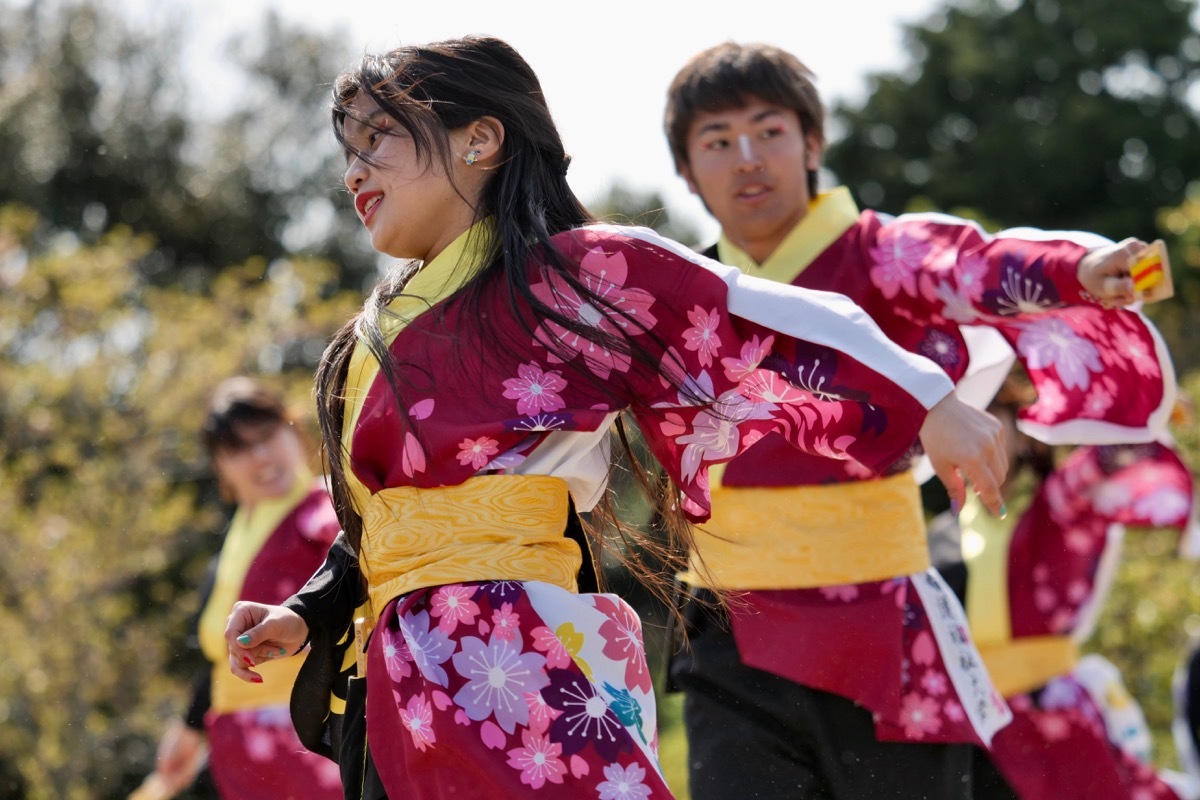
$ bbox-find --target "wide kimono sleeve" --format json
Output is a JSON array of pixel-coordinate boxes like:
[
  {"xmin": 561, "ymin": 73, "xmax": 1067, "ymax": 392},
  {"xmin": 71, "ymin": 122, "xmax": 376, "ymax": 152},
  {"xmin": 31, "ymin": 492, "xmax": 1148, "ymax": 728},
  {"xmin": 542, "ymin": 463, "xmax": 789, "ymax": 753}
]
[
  {"xmin": 1041, "ymin": 441, "xmax": 1197, "ymax": 539},
  {"xmin": 858, "ymin": 211, "xmax": 1176, "ymax": 445},
  {"xmin": 556, "ymin": 225, "xmax": 954, "ymax": 522},
  {"xmin": 1007, "ymin": 440, "xmax": 1197, "ymax": 641}
]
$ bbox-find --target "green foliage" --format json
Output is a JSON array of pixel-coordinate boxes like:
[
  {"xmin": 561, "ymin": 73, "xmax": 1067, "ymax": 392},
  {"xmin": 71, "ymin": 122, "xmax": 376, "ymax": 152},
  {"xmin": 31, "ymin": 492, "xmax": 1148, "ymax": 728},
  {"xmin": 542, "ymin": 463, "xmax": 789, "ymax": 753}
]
[
  {"xmin": 826, "ymin": 0, "xmax": 1200, "ymax": 244},
  {"xmin": 0, "ymin": 205, "xmax": 361, "ymax": 798}
]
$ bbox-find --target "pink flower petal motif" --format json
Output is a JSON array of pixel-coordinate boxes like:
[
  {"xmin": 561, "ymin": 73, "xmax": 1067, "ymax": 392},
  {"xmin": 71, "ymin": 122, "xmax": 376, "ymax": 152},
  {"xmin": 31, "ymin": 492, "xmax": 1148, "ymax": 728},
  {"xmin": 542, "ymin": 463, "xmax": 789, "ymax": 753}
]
[
  {"xmin": 501, "ymin": 362, "xmax": 568, "ymax": 417},
  {"xmin": 431, "ymin": 690, "xmax": 453, "ymax": 711},
  {"xmin": 531, "ymin": 626, "xmax": 573, "ymax": 669},
  {"xmin": 480, "ymin": 720, "xmax": 508, "ymax": 750},
  {"xmin": 899, "ymin": 693, "xmax": 943, "ymax": 739},
  {"xmin": 409, "ymin": 398, "xmax": 435, "ymax": 420},
  {"xmin": 491, "ymin": 602, "xmax": 520, "ymax": 643},
  {"xmin": 682, "ymin": 305, "xmax": 722, "ymax": 368},
  {"xmin": 869, "ymin": 229, "xmax": 930, "ymax": 299},
  {"xmin": 911, "ymin": 631, "xmax": 936, "ymax": 667},
  {"xmin": 506, "ymin": 729, "xmax": 567, "ymax": 789},
  {"xmin": 721, "ymin": 335, "xmax": 775, "ymax": 383},
  {"xmin": 457, "ymin": 436, "xmax": 500, "ymax": 470},
  {"xmin": 430, "ymin": 585, "xmax": 481, "ymax": 633},
  {"xmin": 454, "ymin": 709, "xmax": 471, "ymax": 726},
  {"xmin": 594, "ymin": 595, "xmax": 652, "ymax": 694},
  {"xmin": 819, "ymin": 584, "xmax": 858, "ymax": 602},
  {"xmin": 529, "ymin": 246, "xmax": 659, "ymax": 380},
  {"xmin": 401, "ymin": 431, "xmax": 426, "ymax": 477},
  {"xmin": 570, "ymin": 755, "xmax": 590, "ymax": 779},
  {"xmin": 399, "ymin": 693, "xmax": 436, "ymax": 752}
]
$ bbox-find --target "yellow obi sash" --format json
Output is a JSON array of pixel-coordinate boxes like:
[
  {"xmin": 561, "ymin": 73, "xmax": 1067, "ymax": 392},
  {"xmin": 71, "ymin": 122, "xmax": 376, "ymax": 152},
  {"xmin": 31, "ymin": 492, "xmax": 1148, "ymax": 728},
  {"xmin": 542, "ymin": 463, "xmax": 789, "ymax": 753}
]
[
  {"xmin": 961, "ymin": 495, "xmax": 1080, "ymax": 697},
  {"xmin": 680, "ymin": 471, "xmax": 930, "ymax": 590},
  {"xmin": 977, "ymin": 636, "xmax": 1081, "ymax": 698},
  {"xmin": 358, "ymin": 474, "xmax": 582, "ymax": 619}
]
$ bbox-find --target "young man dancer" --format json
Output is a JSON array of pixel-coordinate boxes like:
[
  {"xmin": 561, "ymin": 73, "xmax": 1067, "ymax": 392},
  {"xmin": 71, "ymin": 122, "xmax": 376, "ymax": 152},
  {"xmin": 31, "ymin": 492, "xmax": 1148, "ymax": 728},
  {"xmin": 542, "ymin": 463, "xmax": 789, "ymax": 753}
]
[{"xmin": 663, "ymin": 41, "xmax": 1176, "ymax": 799}]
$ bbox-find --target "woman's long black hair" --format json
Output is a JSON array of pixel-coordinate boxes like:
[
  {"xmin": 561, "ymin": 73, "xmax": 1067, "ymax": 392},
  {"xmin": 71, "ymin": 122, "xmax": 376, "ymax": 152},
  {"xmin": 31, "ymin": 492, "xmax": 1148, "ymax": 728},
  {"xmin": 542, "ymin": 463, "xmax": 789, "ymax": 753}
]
[{"xmin": 316, "ymin": 36, "xmax": 709, "ymax": 609}]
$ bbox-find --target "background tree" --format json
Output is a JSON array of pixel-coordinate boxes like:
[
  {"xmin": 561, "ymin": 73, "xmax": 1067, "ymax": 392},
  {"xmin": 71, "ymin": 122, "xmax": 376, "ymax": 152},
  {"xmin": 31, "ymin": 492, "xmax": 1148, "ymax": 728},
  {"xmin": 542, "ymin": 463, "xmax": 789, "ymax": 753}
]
[
  {"xmin": 825, "ymin": 0, "xmax": 1200, "ymax": 244},
  {"xmin": 0, "ymin": 204, "xmax": 362, "ymax": 798},
  {"xmin": 0, "ymin": 0, "xmax": 377, "ymax": 285}
]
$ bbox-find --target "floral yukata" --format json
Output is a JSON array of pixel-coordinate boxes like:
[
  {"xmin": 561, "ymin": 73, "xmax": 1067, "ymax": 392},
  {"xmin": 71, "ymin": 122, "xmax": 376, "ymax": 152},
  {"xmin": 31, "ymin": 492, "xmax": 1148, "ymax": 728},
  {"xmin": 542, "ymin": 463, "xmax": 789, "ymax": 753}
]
[
  {"xmin": 669, "ymin": 186, "xmax": 1174, "ymax": 788},
  {"xmin": 289, "ymin": 220, "xmax": 965, "ymax": 799},
  {"xmin": 194, "ymin": 478, "xmax": 343, "ymax": 799},
  {"xmin": 940, "ymin": 442, "xmax": 1199, "ymax": 800}
]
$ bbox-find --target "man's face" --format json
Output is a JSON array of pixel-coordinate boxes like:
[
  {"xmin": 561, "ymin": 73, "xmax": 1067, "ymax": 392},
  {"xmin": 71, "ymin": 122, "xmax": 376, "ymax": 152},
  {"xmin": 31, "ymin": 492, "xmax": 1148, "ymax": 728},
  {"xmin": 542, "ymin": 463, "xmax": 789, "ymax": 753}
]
[{"xmin": 679, "ymin": 100, "xmax": 822, "ymax": 263}]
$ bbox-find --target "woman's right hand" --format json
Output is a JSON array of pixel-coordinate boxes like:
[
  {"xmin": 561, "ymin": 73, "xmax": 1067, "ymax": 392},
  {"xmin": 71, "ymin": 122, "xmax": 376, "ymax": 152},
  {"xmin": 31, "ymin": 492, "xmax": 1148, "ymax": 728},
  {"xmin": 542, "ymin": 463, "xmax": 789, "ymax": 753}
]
[{"xmin": 224, "ymin": 601, "xmax": 309, "ymax": 683}]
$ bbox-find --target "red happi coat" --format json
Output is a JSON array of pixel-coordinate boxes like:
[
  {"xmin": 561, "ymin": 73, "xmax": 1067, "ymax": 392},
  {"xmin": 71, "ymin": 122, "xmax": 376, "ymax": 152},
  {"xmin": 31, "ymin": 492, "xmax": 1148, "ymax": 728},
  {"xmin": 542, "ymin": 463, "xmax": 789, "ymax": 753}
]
[
  {"xmin": 710, "ymin": 188, "xmax": 1174, "ymax": 746},
  {"xmin": 199, "ymin": 483, "xmax": 343, "ymax": 800},
  {"xmin": 977, "ymin": 442, "xmax": 1197, "ymax": 800},
  {"xmin": 341, "ymin": 222, "xmax": 958, "ymax": 799}
]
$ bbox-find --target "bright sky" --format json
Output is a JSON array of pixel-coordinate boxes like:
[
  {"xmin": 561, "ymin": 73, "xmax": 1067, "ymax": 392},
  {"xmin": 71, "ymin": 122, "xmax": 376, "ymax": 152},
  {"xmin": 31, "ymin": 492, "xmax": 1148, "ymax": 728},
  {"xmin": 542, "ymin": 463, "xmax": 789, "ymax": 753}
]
[{"xmin": 126, "ymin": 0, "xmax": 947, "ymax": 242}]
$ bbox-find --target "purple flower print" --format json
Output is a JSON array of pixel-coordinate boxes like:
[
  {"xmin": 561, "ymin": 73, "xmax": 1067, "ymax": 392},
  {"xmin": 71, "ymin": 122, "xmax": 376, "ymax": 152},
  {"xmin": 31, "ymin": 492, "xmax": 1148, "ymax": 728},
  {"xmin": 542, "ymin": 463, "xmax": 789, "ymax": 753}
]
[
  {"xmin": 918, "ymin": 329, "xmax": 961, "ymax": 370},
  {"xmin": 399, "ymin": 609, "xmax": 455, "ymax": 688},
  {"xmin": 1016, "ymin": 317, "xmax": 1101, "ymax": 391},
  {"xmin": 543, "ymin": 669, "xmax": 633, "ymax": 761},
  {"xmin": 451, "ymin": 635, "xmax": 550, "ymax": 734},
  {"xmin": 981, "ymin": 256, "xmax": 1062, "ymax": 316},
  {"xmin": 596, "ymin": 762, "xmax": 653, "ymax": 800}
]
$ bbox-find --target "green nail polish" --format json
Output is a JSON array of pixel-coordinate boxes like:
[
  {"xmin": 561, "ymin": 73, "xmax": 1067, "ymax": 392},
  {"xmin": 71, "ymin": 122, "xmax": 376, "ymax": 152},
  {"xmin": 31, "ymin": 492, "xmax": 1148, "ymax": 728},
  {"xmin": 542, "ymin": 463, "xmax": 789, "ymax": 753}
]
[
  {"xmin": 237, "ymin": 634, "xmax": 251, "ymax": 646},
  {"xmin": 999, "ymin": 503, "xmax": 1008, "ymax": 519},
  {"xmin": 279, "ymin": 647, "xmax": 287, "ymax": 656}
]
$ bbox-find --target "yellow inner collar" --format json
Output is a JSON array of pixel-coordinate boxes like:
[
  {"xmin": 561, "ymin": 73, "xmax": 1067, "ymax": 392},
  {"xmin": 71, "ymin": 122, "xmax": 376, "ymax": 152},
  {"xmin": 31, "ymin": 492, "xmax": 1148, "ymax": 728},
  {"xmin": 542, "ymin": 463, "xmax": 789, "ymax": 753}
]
[{"xmin": 717, "ymin": 187, "xmax": 859, "ymax": 284}]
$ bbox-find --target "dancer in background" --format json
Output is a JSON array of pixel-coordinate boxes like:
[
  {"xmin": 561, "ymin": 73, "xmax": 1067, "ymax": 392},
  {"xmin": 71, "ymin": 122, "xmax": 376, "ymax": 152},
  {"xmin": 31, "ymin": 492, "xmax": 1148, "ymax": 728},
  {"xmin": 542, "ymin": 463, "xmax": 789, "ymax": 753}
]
[
  {"xmin": 661, "ymin": 40, "xmax": 1175, "ymax": 799},
  {"xmin": 133, "ymin": 377, "xmax": 341, "ymax": 800},
  {"xmin": 221, "ymin": 35, "xmax": 1016, "ymax": 799},
  {"xmin": 928, "ymin": 376, "xmax": 1199, "ymax": 800}
]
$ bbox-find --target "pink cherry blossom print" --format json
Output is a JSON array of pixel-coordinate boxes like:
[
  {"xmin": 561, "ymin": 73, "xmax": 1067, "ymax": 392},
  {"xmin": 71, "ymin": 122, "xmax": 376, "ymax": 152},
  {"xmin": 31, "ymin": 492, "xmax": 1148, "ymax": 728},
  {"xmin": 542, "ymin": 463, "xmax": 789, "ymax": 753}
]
[
  {"xmin": 456, "ymin": 436, "xmax": 500, "ymax": 470},
  {"xmin": 529, "ymin": 247, "xmax": 658, "ymax": 380},
  {"xmin": 869, "ymin": 230, "xmax": 931, "ymax": 299},
  {"xmin": 682, "ymin": 306, "xmax": 723, "ymax": 368},
  {"xmin": 899, "ymin": 693, "xmax": 943, "ymax": 739},
  {"xmin": 502, "ymin": 362, "xmax": 568, "ymax": 416},
  {"xmin": 721, "ymin": 334, "xmax": 775, "ymax": 382},
  {"xmin": 400, "ymin": 693, "xmax": 436, "ymax": 752},
  {"xmin": 505, "ymin": 729, "xmax": 567, "ymax": 789},
  {"xmin": 430, "ymin": 585, "xmax": 481, "ymax": 633}
]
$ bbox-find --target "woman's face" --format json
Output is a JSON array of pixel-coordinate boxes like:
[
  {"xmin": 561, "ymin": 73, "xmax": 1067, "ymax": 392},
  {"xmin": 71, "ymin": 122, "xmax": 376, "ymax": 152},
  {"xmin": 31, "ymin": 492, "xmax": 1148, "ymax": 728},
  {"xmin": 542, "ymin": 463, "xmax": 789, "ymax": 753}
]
[
  {"xmin": 341, "ymin": 94, "xmax": 478, "ymax": 263},
  {"xmin": 212, "ymin": 421, "xmax": 305, "ymax": 507}
]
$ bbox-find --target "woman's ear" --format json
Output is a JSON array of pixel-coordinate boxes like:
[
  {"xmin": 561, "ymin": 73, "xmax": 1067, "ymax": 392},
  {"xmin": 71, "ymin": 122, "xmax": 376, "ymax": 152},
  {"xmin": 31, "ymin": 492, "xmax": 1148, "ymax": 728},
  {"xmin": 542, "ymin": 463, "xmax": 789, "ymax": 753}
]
[{"xmin": 458, "ymin": 116, "xmax": 505, "ymax": 166}]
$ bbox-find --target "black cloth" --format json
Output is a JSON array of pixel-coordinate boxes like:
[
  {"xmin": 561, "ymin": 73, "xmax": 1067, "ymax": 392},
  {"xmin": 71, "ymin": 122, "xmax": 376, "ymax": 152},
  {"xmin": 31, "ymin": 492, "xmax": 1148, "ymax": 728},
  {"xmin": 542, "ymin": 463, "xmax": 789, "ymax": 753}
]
[{"xmin": 669, "ymin": 589, "xmax": 973, "ymax": 800}]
